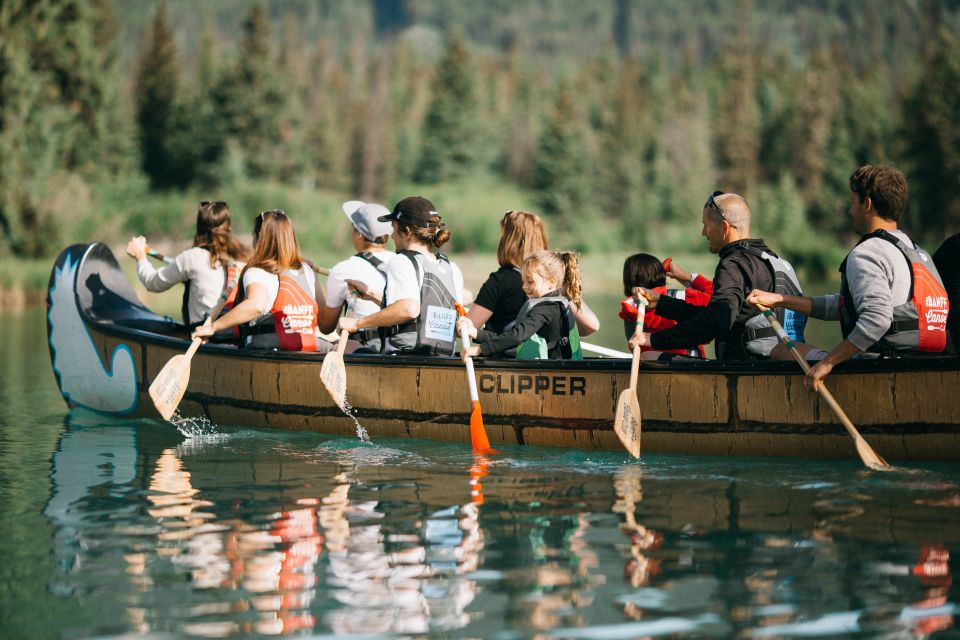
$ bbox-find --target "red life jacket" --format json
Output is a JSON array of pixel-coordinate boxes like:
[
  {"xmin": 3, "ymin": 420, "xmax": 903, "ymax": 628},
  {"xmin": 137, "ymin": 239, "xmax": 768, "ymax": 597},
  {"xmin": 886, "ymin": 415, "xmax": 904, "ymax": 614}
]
[
  {"xmin": 619, "ymin": 280, "xmax": 713, "ymax": 358},
  {"xmin": 271, "ymin": 269, "xmax": 319, "ymax": 351},
  {"xmin": 238, "ymin": 266, "xmax": 319, "ymax": 351}
]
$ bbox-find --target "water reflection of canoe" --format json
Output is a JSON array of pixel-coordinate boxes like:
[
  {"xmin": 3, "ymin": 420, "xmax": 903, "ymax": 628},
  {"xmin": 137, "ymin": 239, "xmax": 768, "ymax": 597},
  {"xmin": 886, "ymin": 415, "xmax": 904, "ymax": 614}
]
[{"xmin": 48, "ymin": 242, "xmax": 960, "ymax": 461}]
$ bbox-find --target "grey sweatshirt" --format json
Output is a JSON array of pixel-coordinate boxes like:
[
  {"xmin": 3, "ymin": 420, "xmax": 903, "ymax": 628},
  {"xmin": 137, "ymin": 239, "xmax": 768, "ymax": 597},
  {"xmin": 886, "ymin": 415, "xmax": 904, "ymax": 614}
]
[
  {"xmin": 809, "ymin": 229, "xmax": 913, "ymax": 351},
  {"xmin": 137, "ymin": 247, "xmax": 238, "ymax": 325}
]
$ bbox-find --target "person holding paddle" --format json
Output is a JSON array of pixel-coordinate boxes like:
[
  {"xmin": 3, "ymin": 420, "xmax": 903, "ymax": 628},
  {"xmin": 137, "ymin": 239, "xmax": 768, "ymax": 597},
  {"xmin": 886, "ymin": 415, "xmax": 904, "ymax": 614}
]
[
  {"xmin": 192, "ymin": 209, "xmax": 325, "ymax": 351},
  {"xmin": 747, "ymin": 164, "xmax": 950, "ymax": 386},
  {"xmin": 458, "ymin": 250, "xmax": 583, "ymax": 360},
  {"xmin": 126, "ymin": 201, "xmax": 249, "ymax": 327},
  {"xmin": 337, "ymin": 196, "xmax": 465, "ymax": 355},
  {"xmin": 467, "ymin": 210, "xmax": 600, "ymax": 337},
  {"xmin": 628, "ymin": 191, "xmax": 804, "ymax": 360},
  {"xmin": 316, "ymin": 200, "xmax": 396, "ymax": 353}
]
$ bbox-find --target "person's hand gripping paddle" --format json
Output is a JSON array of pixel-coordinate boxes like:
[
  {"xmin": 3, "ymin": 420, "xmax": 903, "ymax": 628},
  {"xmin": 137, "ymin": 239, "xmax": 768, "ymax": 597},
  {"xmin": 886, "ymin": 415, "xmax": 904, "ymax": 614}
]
[
  {"xmin": 455, "ymin": 303, "xmax": 492, "ymax": 453},
  {"xmin": 614, "ymin": 300, "xmax": 646, "ymax": 458}
]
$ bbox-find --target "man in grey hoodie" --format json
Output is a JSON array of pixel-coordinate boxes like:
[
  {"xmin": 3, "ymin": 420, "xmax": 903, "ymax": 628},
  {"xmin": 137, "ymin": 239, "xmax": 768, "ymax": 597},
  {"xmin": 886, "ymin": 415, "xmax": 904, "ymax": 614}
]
[{"xmin": 748, "ymin": 164, "xmax": 949, "ymax": 387}]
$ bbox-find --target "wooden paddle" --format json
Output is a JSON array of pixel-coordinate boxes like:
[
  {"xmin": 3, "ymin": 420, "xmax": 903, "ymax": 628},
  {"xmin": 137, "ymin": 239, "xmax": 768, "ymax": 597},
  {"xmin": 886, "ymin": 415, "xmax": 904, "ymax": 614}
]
[
  {"xmin": 455, "ymin": 304, "xmax": 492, "ymax": 453},
  {"xmin": 320, "ymin": 329, "xmax": 350, "ymax": 411},
  {"xmin": 614, "ymin": 301, "xmax": 646, "ymax": 458},
  {"xmin": 149, "ymin": 290, "xmax": 232, "ymax": 421},
  {"xmin": 755, "ymin": 304, "xmax": 890, "ymax": 470}
]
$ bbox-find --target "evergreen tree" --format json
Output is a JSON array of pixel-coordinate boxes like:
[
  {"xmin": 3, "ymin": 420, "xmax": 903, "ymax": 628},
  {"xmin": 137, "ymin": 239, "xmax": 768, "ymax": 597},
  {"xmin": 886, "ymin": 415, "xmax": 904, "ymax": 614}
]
[
  {"xmin": 212, "ymin": 6, "xmax": 290, "ymax": 181},
  {"xmin": 415, "ymin": 33, "xmax": 479, "ymax": 183},
  {"xmin": 134, "ymin": 2, "xmax": 184, "ymax": 189},
  {"xmin": 901, "ymin": 28, "xmax": 960, "ymax": 240},
  {"xmin": 532, "ymin": 84, "xmax": 594, "ymax": 249}
]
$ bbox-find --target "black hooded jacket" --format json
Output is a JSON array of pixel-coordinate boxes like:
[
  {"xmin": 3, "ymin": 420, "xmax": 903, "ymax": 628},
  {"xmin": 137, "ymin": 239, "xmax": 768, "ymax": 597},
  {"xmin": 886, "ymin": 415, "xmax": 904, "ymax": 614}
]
[{"xmin": 649, "ymin": 239, "xmax": 780, "ymax": 360}]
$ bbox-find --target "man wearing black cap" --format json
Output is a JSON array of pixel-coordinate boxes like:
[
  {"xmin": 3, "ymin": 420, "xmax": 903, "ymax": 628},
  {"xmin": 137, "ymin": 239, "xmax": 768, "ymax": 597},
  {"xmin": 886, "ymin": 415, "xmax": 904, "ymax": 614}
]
[
  {"xmin": 317, "ymin": 200, "xmax": 396, "ymax": 352},
  {"xmin": 339, "ymin": 196, "xmax": 465, "ymax": 355}
]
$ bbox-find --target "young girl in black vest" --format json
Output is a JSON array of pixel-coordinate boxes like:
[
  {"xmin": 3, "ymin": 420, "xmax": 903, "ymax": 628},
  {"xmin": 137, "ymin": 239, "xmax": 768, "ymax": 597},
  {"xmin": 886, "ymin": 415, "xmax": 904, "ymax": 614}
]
[{"xmin": 458, "ymin": 250, "xmax": 583, "ymax": 360}]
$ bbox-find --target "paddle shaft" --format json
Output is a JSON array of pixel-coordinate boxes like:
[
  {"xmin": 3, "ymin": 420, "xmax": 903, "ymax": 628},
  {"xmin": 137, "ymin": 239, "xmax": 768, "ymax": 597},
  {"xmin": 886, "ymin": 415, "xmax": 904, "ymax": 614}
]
[
  {"xmin": 581, "ymin": 342, "xmax": 631, "ymax": 359},
  {"xmin": 758, "ymin": 306, "xmax": 889, "ymax": 469},
  {"xmin": 146, "ymin": 247, "xmax": 174, "ymax": 265},
  {"xmin": 460, "ymin": 325, "xmax": 480, "ymax": 403},
  {"xmin": 628, "ymin": 302, "xmax": 646, "ymax": 391}
]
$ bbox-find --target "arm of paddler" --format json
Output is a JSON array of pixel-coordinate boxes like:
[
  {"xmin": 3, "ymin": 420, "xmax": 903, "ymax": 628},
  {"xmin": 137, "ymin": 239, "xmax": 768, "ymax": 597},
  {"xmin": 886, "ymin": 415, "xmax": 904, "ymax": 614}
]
[
  {"xmin": 746, "ymin": 289, "xmax": 814, "ymax": 315},
  {"xmin": 339, "ymin": 297, "xmax": 419, "ymax": 334},
  {"xmin": 192, "ymin": 282, "xmax": 270, "ymax": 340},
  {"xmin": 573, "ymin": 300, "xmax": 599, "ymax": 336}
]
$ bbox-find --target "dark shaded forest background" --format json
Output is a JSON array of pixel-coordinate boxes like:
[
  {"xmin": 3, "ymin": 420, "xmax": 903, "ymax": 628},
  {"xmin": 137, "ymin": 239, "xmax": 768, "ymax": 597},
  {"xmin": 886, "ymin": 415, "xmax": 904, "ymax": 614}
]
[{"xmin": 1, "ymin": 0, "xmax": 959, "ymax": 287}]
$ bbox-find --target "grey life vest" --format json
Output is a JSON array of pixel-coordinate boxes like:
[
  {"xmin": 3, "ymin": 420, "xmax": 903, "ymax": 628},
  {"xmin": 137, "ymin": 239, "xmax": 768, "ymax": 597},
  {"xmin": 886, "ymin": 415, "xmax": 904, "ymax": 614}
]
[
  {"xmin": 840, "ymin": 229, "xmax": 949, "ymax": 353},
  {"xmin": 382, "ymin": 251, "xmax": 458, "ymax": 355},
  {"xmin": 741, "ymin": 249, "xmax": 806, "ymax": 356},
  {"xmin": 505, "ymin": 296, "xmax": 582, "ymax": 360}
]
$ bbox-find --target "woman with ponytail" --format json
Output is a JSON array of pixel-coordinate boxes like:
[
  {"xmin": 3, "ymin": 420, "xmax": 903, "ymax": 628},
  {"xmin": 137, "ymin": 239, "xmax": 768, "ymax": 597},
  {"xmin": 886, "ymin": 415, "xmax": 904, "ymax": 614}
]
[
  {"xmin": 126, "ymin": 201, "xmax": 249, "ymax": 327},
  {"xmin": 458, "ymin": 250, "xmax": 584, "ymax": 360},
  {"xmin": 338, "ymin": 196, "xmax": 465, "ymax": 355}
]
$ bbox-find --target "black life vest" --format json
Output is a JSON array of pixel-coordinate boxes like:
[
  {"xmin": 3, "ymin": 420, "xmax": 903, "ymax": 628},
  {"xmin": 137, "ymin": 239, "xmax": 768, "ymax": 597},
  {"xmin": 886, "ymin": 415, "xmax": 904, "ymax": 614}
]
[
  {"xmin": 839, "ymin": 229, "xmax": 949, "ymax": 353},
  {"xmin": 506, "ymin": 295, "xmax": 582, "ymax": 360},
  {"xmin": 381, "ymin": 251, "xmax": 458, "ymax": 355},
  {"xmin": 351, "ymin": 251, "xmax": 387, "ymax": 348}
]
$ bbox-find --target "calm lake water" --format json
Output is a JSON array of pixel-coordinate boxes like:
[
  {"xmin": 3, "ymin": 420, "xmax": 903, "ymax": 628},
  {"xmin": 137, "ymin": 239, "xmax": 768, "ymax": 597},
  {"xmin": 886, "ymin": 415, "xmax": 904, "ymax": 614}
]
[{"xmin": 1, "ymin": 307, "xmax": 958, "ymax": 639}]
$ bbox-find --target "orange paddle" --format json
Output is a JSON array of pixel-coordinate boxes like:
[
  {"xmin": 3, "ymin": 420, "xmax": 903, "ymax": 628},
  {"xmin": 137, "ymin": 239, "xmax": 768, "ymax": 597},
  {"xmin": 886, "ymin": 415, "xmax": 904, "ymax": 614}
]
[{"xmin": 455, "ymin": 303, "xmax": 492, "ymax": 453}]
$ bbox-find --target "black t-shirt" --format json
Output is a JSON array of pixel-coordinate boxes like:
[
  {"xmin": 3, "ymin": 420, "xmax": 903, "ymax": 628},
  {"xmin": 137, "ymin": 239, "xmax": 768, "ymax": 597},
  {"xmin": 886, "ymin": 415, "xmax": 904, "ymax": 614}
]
[
  {"xmin": 473, "ymin": 265, "xmax": 527, "ymax": 333},
  {"xmin": 933, "ymin": 233, "xmax": 960, "ymax": 352}
]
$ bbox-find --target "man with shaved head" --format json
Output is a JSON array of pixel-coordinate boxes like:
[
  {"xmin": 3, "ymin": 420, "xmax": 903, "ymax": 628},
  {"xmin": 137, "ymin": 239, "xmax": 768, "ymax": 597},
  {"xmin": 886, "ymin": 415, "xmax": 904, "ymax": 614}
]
[{"xmin": 629, "ymin": 191, "xmax": 804, "ymax": 360}]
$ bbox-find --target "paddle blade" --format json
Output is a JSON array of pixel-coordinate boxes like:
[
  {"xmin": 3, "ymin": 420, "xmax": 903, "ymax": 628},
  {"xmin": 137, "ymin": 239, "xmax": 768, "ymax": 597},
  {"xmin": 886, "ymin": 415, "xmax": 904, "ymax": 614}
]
[
  {"xmin": 149, "ymin": 355, "xmax": 191, "ymax": 421},
  {"xmin": 854, "ymin": 436, "xmax": 890, "ymax": 471},
  {"xmin": 320, "ymin": 352, "xmax": 347, "ymax": 410},
  {"xmin": 614, "ymin": 388, "xmax": 642, "ymax": 458},
  {"xmin": 469, "ymin": 400, "xmax": 491, "ymax": 453}
]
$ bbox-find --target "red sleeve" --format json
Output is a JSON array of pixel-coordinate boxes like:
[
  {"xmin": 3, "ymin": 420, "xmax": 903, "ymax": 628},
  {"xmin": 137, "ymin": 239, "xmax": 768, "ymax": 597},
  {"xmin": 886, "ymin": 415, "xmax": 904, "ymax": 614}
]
[
  {"xmin": 619, "ymin": 298, "xmax": 638, "ymax": 321},
  {"xmin": 691, "ymin": 274, "xmax": 713, "ymax": 295},
  {"xmin": 643, "ymin": 313, "xmax": 668, "ymax": 332}
]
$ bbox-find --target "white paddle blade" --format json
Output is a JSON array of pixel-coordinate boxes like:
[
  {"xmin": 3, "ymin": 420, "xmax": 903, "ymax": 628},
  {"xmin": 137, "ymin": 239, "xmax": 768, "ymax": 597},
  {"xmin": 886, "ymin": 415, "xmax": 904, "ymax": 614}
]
[
  {"xmin": 614, "ymin": 389, "xmax": 641, "ymax": 458},
  {"xmin": 149, "ymin": 355, "xmax": 191, "ymax": 421},
  {"xmin": 320, "ymin": 352, "xmax": 346, "ymax": 410}
]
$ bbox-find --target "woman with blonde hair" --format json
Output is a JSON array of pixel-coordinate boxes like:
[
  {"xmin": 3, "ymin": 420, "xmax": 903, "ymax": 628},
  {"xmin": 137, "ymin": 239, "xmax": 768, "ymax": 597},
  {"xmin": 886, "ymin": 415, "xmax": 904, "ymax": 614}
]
[
  {"xmin": 467, "ymin": 210, "xmax": 599, "ymax": 336},
  {"xmin": 192, "ymin": 210, "xmax": 325, "ymax": 351},
  {"xmin": 126, "ymin": 201, "xmax": 249, "ymax": 327}
]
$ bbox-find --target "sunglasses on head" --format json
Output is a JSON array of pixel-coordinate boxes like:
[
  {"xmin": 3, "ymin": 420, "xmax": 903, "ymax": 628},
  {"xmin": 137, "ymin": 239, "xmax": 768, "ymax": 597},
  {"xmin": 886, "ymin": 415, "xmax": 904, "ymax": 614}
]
[
  {"xmin": 705, "ymin": 190, "xmax": 737, "ymax": 229},
  {"xmin": 257, "ymin": 209, "xmax": 287, "ymax": 222},
  {"xmin": 199, "ymin": 200, "xmax": 227, "ymax": 207}
]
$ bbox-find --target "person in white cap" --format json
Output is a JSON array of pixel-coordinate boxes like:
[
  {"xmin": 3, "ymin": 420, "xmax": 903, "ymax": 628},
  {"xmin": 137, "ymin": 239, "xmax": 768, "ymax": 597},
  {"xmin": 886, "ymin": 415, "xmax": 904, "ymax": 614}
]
[{"xmin": 317, "ymin": 200, "xmax": 397, "ymax": 352}]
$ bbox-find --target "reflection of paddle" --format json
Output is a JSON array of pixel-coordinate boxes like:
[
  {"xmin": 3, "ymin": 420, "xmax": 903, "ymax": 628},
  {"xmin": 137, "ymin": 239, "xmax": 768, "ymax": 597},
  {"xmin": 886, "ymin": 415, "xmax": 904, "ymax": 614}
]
[
  {"xmin": 756, "ymin": 305, "xmax": 890, "ymax": 471},
  {"xmin": 614, "ymin": 301, "xmax": 646, "ymax": 458},
  {"xmin": 455, "ymin": 304, "xmax": 492, "ymax": 453},
  {"xmin": 469, "ymin": 455, "xmax": 490, "ymax": 505},
  {"xmin": 150, "ymin": 290, "xmax": 231, "ymax": 421},
  {"xmin": 320, "ymin": 329, "xmax": 350, "ymax": 411}
]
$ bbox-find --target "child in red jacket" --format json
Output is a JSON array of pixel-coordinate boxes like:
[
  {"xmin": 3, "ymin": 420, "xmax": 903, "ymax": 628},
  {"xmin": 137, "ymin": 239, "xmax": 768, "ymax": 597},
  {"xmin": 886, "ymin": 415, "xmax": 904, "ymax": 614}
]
[{"xmin": 619, "ymin": 254, "xmax": 713, "ymax": 358}]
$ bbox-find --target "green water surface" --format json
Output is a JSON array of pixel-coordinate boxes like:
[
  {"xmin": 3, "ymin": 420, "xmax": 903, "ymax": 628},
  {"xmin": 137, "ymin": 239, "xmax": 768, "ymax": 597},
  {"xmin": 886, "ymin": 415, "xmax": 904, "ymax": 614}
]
[{"xmin": 1, "ymin": 307, "xmax": 957, "ymax": 639}]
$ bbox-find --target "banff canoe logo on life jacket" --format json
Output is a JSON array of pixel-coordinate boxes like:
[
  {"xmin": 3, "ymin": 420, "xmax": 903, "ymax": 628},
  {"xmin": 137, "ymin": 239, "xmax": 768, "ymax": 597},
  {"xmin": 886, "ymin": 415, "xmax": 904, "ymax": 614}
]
[
  {"xmin": 281, "ymin": 303, "xmax": 316, "ymax": 333},
  {"xmin": 924, "ymin": 295, "xmax": 949, "ymax": 331}
]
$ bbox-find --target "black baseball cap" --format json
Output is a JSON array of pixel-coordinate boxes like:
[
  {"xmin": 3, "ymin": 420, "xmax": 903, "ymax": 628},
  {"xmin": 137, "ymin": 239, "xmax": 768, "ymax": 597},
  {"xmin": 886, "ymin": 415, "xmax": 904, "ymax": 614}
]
[{"xmin": 378, "ymin": 196, "xmax": 445, "ymax": 229}]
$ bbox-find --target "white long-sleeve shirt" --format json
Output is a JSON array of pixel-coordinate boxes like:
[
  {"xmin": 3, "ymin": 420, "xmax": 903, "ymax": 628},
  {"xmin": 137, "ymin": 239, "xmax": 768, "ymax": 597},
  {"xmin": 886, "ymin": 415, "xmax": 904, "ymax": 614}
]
[{"xmin": 136, "ymin": 247, "xmax": 237, "ymax": 324}]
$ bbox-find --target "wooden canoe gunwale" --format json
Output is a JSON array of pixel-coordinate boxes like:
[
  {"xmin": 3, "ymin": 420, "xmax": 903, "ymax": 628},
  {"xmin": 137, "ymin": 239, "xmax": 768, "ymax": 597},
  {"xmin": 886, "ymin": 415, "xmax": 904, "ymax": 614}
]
[{"xmin": 49, "ymin": 242, "xmax": 960, "ymax": 461}]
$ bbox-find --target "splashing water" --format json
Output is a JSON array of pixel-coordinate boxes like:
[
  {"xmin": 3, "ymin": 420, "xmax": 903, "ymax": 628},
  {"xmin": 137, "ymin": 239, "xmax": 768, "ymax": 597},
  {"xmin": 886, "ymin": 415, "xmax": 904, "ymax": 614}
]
[
  {"xmin": 169, "ymin": 411, "xmax": 221, "ymax": 438},
  {"xmin": 341, "ymin": 400, "xmax": 370, "ymax": 443}
]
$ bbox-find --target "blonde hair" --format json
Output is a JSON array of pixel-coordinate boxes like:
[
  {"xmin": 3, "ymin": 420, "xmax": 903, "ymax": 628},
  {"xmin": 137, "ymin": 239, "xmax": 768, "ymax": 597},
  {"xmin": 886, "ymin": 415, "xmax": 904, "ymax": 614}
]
[
  {"xmin": 497, "ymin": 210, "xmax": 548, "ymax": 268},
  {"xmin": 248, "ymin": 210, "xmax": 304, "ymax": 274},
  {"xmin": 522, "ymin": 250, "xmax": 582, "ymax": 305}
]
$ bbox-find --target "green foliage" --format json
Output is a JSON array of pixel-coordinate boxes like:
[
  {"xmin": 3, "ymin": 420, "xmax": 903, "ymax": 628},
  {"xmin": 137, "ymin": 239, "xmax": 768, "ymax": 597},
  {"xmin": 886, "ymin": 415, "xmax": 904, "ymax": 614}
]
[
  {"xmin": 415, "ymin": 33, "xmax": 480, "ymax": 183},
  {"xmin": 901, "ymin": 28, "xmax": 960, "ymax": 242}
]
